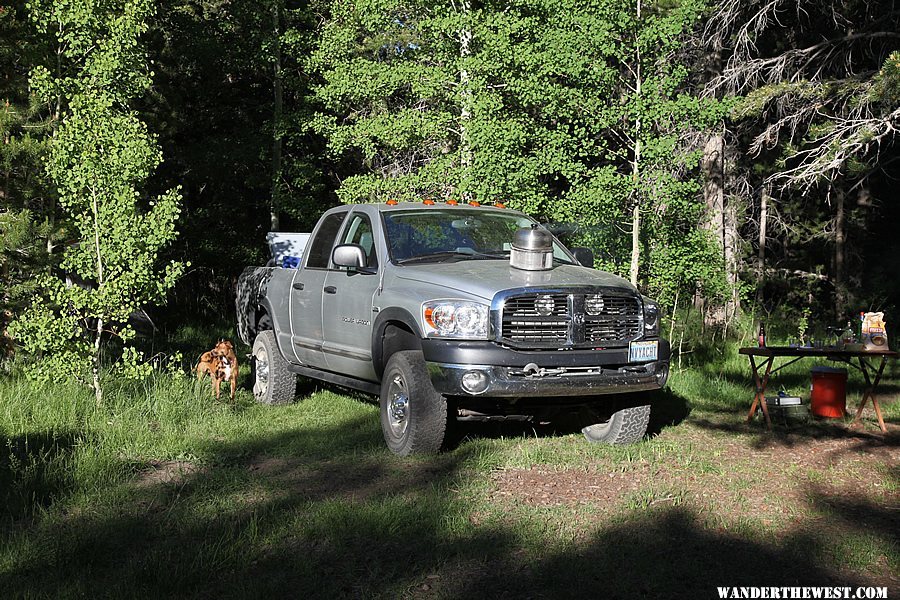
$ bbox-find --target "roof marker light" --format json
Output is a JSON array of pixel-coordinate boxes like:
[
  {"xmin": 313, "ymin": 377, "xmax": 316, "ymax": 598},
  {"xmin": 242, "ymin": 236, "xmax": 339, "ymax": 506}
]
[
  {"xmin": 446, "ymin": 199, "xmax": 458, "ymax": 205},
  {"xmin": 468, "ymin": 201, "xmax": 480, "ymax": 207},
  {"xmin": 423, "ymin": 198, "xmax": 435, "ymax": 205},
  {"xmin": 386, "ymin": 199, "xmax": 399, "ymax": 205}
]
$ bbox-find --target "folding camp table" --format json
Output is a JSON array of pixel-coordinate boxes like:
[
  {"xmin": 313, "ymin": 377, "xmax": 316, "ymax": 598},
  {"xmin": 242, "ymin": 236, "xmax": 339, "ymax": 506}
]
[{"xmin": 738, "ymin": 347, "xmax": 897, "ymax": 433}]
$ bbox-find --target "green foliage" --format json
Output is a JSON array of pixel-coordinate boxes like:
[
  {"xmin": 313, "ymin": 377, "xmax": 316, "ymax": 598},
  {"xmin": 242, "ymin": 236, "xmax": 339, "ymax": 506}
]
[
  {"xmin": 10, "ymin": 0, "xmax": 184, "ymax": 400},
  {"xmin": 0, "ymin": 1, "xmax": 62, "ymax": 318},
  {"xmin": 305, "ymin": 0, "xmax": 726, "ymax": 304},
  {"xmin": 540, "ymin": 0, "xmax": 727, "ymax": 304},
  {"xmin": 867, "ymin": 51, "xmax": 900, "ymax": 106},
  {"xmin": 0, "ymin": 210, "xmax": 58, "ymax": 314}
]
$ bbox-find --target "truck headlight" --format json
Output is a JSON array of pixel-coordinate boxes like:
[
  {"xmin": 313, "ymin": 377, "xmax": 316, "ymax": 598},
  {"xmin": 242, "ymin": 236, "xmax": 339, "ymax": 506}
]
[
  {"xmin": 643, "ymin": 299, "xmax": 660, "ymax": 336},
  {"xmin": 423, "ymin": 300, "xmax": 490, "ymax": 339}
]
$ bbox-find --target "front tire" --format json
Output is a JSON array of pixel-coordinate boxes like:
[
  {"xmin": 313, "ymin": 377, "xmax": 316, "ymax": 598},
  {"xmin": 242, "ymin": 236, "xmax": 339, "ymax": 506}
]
[
  {"xmin": 380, "ymin": 351, "xmax": 447, "ymax": 456},
  {"xmin": 582, "ymin": 403, "xmax": 650, "ymax": 445},
  {"xmin": 252, "ymin": 330, "xmax": 296, "ymax": 405}
]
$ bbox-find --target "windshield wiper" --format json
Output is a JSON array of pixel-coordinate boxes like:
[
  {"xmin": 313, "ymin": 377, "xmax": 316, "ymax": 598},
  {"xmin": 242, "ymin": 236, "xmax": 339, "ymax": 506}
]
[{"xmin": 396, "ymin": 249, "xmax": 508, "ymax": 265}]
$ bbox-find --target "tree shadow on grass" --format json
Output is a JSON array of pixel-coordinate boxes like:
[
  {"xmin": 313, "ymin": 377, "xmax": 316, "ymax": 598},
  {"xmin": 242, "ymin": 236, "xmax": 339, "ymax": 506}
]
[
  {"xmin": 455, "ymin": 498, "xmax": 899, "ymax": 599},
  {"xmin": 2, "ymin": 422, "xmax": 894, "ymax": 599},
  {"xmin": 690, "ymin": 415, "xmax": 900, "ymax": 452},
  {"xmin": 803, "ymin": 483, "xmax": 900, "ymax": 551},
  {"xmin": 0, "ymin": 430, "xmax": 81, "ymax": 527}
]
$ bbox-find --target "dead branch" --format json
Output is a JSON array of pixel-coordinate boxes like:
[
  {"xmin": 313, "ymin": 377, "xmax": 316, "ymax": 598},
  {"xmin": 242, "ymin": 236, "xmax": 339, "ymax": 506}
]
[{"xmin": 767, "ymin": 106, "xmax": 900, "ymax": 188}]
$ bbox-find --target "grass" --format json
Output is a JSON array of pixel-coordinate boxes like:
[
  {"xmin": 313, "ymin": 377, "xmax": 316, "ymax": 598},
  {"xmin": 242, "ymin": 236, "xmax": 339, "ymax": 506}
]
[{"xmin": 0, "ymin": 331, "xmax": 898, "ymax": 598}]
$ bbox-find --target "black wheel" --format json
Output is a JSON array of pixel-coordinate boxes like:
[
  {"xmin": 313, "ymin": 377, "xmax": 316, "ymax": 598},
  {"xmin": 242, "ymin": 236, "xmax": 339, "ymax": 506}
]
[
  {"xmin": 380, "ymin": 351, "xmax": 447, "ymax": 456},
  {"xmin": 252, "ymin": 330, "xmax": 296, "ymax": 405},
  {"xmin": 582, "ymin": 403, "xmax": 650, "ymax": 445}
]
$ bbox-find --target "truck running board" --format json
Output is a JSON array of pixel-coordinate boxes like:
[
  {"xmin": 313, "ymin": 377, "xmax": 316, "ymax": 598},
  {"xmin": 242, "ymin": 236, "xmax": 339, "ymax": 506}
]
[{"xmin": 286, "ymin": 364, "xmax": 381, "ymax": 396}]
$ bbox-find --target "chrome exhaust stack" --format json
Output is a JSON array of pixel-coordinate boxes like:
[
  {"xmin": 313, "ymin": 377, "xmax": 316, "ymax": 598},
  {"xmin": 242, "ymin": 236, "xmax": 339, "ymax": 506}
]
[{"xmin": 510, "ymin": 225, "xmax": 553, "ymax": 271}]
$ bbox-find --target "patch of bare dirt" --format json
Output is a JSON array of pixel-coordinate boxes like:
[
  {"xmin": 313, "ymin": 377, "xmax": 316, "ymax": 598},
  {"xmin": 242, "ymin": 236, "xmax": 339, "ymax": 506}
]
[
  {"xmin": 491, "ymin": 426, "xmax": 899, "ymax": 520},
  {"xmin": 492, "ymin": 464, "xmax": 655, "ymax": 507},
  {"xmin": 134, "ymin": 460, "xmax": 202, "ymax": 489}
]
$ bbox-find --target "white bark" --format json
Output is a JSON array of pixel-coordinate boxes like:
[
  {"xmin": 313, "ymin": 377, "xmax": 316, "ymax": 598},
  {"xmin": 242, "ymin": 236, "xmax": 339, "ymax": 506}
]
[
  {"xmin": 90, "ymin": 187, "xmax": 104, "ymax": 404},
  {"xmin": 270, "ymin": 0, "xmax": 283, "ymax": 231},
  {"xmin": 756, "ymin": 188, "xmax": 768, "ymax": 304},
  {"xmin": 458, "ymin": 0, "xmax": 473, "ymax": 199},
  {"xmin": 629, "ymin": 0, "xmax": 642, "ymax": 287}
]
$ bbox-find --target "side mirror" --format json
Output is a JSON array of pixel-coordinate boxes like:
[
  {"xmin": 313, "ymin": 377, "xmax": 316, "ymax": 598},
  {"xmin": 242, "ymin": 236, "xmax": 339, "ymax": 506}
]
[
  {"xmin": 332, "ymin": 244, "xmax": 367, "ymax": 269},
  {"xmin": 572, "ymin": 247, "xmax": 594, "ymax": 268}
]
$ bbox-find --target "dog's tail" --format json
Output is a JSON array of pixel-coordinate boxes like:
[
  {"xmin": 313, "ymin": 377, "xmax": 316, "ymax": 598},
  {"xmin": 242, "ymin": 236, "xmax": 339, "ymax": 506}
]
[{"xmin": 195, "ymin": 354, "xmax": 211, "ymax": 379}]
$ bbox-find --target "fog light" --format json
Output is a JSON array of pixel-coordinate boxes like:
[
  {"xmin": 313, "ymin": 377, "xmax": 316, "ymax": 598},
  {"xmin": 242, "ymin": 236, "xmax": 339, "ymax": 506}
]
[
  {"xmin": 534, "ymin": 294, "xmax": 555, "ymax": 316},
  {"xmin": 461, "ymin": 370, "xmax": 489, "ymax": 394},
  {"xmin": 655, "ymin": 363, "xmax": 669, "ymax": 388}
]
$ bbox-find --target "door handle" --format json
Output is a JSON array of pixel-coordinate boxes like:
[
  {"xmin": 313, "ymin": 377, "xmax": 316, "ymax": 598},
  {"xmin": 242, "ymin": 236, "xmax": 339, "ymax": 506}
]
[
  {"xmin": 292, "ymin": 282, "xmax": 304, "ymax": 290},
  {"xmin": 324, "ymin": 286, "xmax": 337, "ymax": 294}
]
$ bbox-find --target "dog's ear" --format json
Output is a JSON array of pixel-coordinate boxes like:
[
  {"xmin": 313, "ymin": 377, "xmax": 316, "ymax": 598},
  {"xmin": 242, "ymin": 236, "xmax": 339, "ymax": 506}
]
[{"xmin": 225, "ymin": 341, "xmax": 233, "ymax": 349}]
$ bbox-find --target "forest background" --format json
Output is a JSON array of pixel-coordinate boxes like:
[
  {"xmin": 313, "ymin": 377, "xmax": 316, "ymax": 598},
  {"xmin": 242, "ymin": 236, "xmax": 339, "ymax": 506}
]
[
  {"xmin": 1, "ymin": 2, "xmax": 899, "ymax": 595},
  {"xmin": 1, "ymin": 0, "xmax": 899, "ymax": 372}
]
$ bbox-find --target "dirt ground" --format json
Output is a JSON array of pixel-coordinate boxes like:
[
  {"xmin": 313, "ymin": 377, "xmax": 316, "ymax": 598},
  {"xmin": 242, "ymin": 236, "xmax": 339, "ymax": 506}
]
[{"xmin": 491, "ymin": 424, "xmax": 898, "ymax": 516}]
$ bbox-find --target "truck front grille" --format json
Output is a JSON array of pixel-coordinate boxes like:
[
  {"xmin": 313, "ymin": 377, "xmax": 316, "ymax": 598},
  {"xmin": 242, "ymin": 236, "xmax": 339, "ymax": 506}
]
[
  {"xmin": 499, "ymin": 292, "xmax": 641, "ymax": 349},
  {"xmin": 501, "ymin": 294, "xmax": 569, "ymax": 344}
]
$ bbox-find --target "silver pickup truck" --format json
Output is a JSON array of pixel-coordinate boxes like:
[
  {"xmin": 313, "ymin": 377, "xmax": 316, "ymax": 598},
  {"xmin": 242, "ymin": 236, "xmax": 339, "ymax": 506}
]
[{"xmin": 236, "ymin": 202, "xmax": 670, "ymax": 455}]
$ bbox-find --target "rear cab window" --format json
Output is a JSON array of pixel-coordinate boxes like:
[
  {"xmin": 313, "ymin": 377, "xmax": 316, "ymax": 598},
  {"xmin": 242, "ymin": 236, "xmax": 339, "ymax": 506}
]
[{"xmin": 305, "ymin": 212, "xmax": 346, "ymax": 269}]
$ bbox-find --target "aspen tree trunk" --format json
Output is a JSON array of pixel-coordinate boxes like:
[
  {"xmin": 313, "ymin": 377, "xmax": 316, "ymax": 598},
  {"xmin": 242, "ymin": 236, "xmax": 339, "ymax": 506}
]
[
  {"xmin": 48, "ymin": 19, "xmax": 64, "ymax": 257},
  {"xmin": 756, "ymin": 188, "xmax": 768, "ymax": 306},
  {"xmin": 628, "ymin": 0, "xmax": 642, "ymax": 287},
  {"xmin": 90, "ymin": 187, "xmax": 104, "ymax": 405},
  {"xmin": 269, "ymin": 1, "xmax": 283, "ymax": 230},
  {"xmin": 458, "ymin": 0, "xmax": 473, "ymax": 200},
  {"xmin": 55, "ymin": 20, "xmax": 63, "ymax": 126},
  {"xmin": 270, "ymin": 0, "xmax": 283, "ymax": 231}
]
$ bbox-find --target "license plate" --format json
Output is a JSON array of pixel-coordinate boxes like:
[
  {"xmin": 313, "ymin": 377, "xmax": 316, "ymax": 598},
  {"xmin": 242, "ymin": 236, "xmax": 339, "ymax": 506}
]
[{"xmin": 629, "ymin": 340, "xmax": 658, "ymax": 362}]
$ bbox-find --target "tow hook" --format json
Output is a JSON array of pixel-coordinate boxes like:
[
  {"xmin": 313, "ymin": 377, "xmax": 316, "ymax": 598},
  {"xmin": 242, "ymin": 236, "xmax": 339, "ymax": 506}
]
[{"xmin": 521, "ymin": 363, "xmax": 568, "ymax": 378}]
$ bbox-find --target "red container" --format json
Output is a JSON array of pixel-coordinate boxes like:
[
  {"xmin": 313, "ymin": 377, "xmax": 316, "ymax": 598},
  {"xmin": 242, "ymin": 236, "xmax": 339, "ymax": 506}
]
[{"xmin": 810, "ymin": 366, "xmax": 847, "ymax": 418}]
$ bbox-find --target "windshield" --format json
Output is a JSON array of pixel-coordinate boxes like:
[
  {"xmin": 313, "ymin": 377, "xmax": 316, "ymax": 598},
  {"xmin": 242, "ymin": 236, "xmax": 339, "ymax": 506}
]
[{"xmin": 383, "ymin": 209, "xmax": 576, "ymax": 265}]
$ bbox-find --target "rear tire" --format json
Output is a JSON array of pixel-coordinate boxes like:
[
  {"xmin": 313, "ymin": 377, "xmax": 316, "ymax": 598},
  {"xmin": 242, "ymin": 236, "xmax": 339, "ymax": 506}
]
[
  {"xmin": 252, "ymin": 330, "xmax": 296, "ymax": 405},
  {"xmin": 582, "ymin": 404, "xmax": 650, "ymax": 445},
  {"xmin": 380, "ymin": 351, "xmax": 447, "ymax": 456}
]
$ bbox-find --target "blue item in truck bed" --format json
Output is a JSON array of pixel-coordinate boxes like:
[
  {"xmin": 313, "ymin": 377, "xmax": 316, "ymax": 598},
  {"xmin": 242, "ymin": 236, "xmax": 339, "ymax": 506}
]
[
  {"xmin": 282, "ymin": 255, "xmax": 301, "ymax": 269},
  {"xmin": 266, "ymin": 232, "xmax": 310, "ymax": 267}
]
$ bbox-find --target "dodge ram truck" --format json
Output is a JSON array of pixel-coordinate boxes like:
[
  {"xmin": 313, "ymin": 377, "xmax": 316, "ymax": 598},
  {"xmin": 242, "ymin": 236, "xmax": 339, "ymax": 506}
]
[{"xmin": 236, "ymin": 201, "xmax": 670, "ymax": 455}]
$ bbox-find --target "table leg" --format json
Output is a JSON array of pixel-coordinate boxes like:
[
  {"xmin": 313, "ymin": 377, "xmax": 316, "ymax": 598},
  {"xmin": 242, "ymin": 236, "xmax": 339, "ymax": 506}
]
[
  {"xmin": 747, "ymin": 355, "xmax": 774, "ymax": 429},
  {"xmin": 851, "ymin": 356, "xmax": 888, "ymax": 433}
]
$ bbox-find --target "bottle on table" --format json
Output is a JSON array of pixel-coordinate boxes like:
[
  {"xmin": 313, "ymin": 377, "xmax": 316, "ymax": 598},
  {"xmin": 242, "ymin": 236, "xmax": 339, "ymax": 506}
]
[
  {"xmin": 758, "ymin": 321, "xmax": 767, "ymax": 347},
  {"xmin": 840, "ymin": 321, "xmax": 855, "ymax": 347}
]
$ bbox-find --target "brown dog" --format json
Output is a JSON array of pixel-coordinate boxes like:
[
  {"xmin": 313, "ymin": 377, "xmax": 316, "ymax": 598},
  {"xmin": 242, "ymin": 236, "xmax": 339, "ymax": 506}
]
[
  {"xmin": 0, "ymin": 309, "xmax": 14, "ymax": 358},
  {"xmin": 196, "ymin": 340, "xmax": 239, "ymax": 400}
]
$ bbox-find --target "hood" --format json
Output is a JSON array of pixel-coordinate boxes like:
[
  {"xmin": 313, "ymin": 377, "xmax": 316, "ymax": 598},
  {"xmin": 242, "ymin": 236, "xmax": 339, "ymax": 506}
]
[{"xmin": 394, "ymin": 260, "xmax": 636, "ymax": 301}]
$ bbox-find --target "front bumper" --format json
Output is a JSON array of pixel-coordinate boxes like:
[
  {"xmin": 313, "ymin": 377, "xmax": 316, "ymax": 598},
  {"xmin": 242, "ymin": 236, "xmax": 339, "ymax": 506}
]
[{"xmin": 422, "ymin": 339, "xmax": 670, "ymax": 397}]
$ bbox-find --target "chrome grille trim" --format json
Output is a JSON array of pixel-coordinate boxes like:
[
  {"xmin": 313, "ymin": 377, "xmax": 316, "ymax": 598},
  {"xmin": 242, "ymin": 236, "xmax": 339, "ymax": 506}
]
[{"xmin": 491, "ymin": 287, "xmax": 643, "ymax": 349}]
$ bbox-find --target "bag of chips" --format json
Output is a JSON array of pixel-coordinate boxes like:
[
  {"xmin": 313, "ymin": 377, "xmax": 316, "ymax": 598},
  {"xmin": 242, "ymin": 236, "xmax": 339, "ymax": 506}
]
[{"xmin": 861, "ymin": 312, "xmax": 888, "ymax": 351}]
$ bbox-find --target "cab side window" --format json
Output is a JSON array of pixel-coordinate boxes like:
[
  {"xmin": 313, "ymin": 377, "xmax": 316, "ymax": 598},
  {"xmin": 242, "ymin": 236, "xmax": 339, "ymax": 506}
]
[
  {"xmin": 305, "ymin": 212, "xmax": 346, "ymax": 269},
  {"xmin": 340, "ymin": 214, "xmax": 378, "ymax": 269}
]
